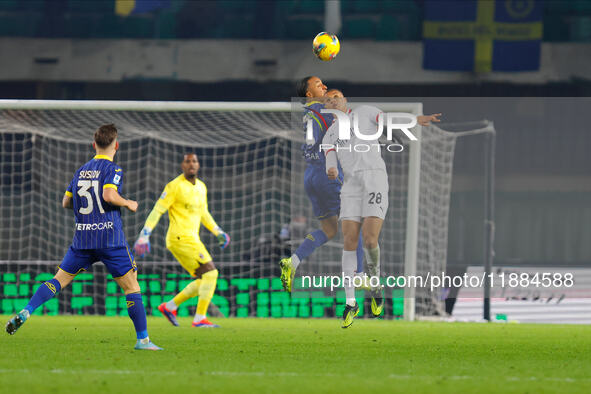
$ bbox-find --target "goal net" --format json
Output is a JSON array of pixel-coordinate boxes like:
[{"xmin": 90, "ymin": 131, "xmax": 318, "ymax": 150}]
[{"xmin": 0, "ymin": 100, "xmax": 492, "ymax": 320}]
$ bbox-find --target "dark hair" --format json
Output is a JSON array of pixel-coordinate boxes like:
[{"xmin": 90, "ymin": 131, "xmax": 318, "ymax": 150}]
[
  {"xmin": 296, "ymin": 76, "xmax": 314, "ymax": 98},
  {"xmin": 183, "ymin": 152, "xmax": 198, "ymax": 161},
  {"xmin": 94, "ymin": 124, "xmax": 118, "ymax": 149}
]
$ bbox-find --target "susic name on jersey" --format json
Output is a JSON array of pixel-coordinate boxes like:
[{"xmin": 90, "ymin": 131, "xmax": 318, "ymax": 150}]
[
  {"xmin": 75, "ymin": 222, "xmax": 114, "ymax": 231},
  {"xmin": 79, "ymin": 170, "xmax": 101, "ymax": 179}
]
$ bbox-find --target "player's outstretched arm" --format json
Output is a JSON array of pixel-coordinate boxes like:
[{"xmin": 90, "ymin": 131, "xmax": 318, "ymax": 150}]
[
  {"xmin": 103, "ymin": 188, "xmax": 137, "ymax": 212},
  {"xmin": 417, "ymin": 113, "xmax": 442, "ymax": 126}
]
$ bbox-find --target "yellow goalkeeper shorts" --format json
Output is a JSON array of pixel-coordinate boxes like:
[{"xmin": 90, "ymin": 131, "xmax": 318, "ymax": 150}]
[{"xmin": 166, "ymin": 236, "xmax": 213, "ymax": 277}]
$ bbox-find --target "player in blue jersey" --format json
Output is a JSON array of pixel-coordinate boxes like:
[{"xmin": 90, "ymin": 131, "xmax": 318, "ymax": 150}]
[
  {"xmin": 279, "ymin": 76, "xmax": 365, "ymax": 293},
  {"xmin": 5, "ymin": 124, "xmax": 162, "ymax": 351}
]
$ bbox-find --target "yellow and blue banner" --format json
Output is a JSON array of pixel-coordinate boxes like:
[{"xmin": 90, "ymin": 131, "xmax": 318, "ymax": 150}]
[
  {"xmin": 423, "ymin": 0, "xmax": 542, "ymax": 72},
  {"xmin": 115, "ymin": 0, "xmax": 170, "ymax": 17}
]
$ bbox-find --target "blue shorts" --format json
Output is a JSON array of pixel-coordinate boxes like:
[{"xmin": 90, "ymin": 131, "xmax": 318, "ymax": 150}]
[
  {"xmin": 59, "ymin": 245, "xmax": 137, "ymax": 278},
  {"xmin": 304, "ymin": 166, "xmax": 343, "ymax": 219}
]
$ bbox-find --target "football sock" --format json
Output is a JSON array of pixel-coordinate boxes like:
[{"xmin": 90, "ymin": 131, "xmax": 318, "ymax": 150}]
[
  {"xmin": 194, "ymin": 314, "xmax": 205, "ymax": 322},
  {"xmin": 355, "ymin": 231, "xmax": 364, "ymax": 273},
  {"xmin": 291, "ymin": 254, "xmax": 301, "ymax": 271},
  {"xmin": 25, "ymin": 278, "xmax": 61, "ymax": 314},
  {"xmin": 342, "ymin": 250, "xmax": 357, "ymax": 306},
  {"xmin": 169, "ymin": 279, "xmax": 201, "ymax": 310},
  {"xmin": 195, "ymin": 269, "xmax": 218, "ymax": 320},
  {"xmin": 165, "ymin": 300, "xmax": 178, "ymax": 311},
  {"xmin": 126, "ymin": 293, "xmax": 148, "ymax": 340},
  {"xmin": 294, "ymin": 229, "xmax": 329, "ymax": 268},
  {"xmin": 364, "ymin": 245, "xmax": 381, "ymax": 279}
]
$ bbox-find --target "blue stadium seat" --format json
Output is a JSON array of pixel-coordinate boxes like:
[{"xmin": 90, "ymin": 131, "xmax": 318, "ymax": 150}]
[
  {"xmin": 96, "ymin": 14, "xmax": 154, "ymax": 38},
  {"xmin": 381, "ymin": 0, "xmax": 419, "ymax": 12},
  {"xmin": 215, "ymin": 14, "xmax": 255, "ymax": 38},
  {"xmin": 67, "ymin": 0, "xmax": 114, "ymax": 13},
  {"xmin": 351, "ymin": 0, "xmax": 380, "ymax": 13},
  {"xmin": 570, "ymin": 16, "xmax": 591, "ymax": 41},
  {"xmin": 384, "ymin": 12, "xmax": 420, "ymax": 40},
  {"xmin": 15, "ymin": 0, "xmax": 46, "ymax": 11},
  {"xmin": 0, "ymin": 0, "xmax": 19, "ymax": 11},
  {"xmin": 543, "ymin": 13, "xmax": 570, "ymax": 41},
  {"xmin": 543, "ymin": 0, "xmax": 582, "ymax": 13},
  {"xmin": 217, "ymin": 0, "xmax": 257, "ymax": 12},
  {"xmin": 277, "ymin": 0, "xmax": 323, "ymax": 17},
  {"xmin": 118, "ymin": 16, "xmax": 154, "ymax": 38},
  {"xmin": 342, "ymin": 16, "xmax": 377, "ymax": 39},
  {"xmin": 64, "ymin": 13, "xmax": 101, "ymax": 38},
  {"xmin": 293, "ymin": 0, "xmax": 324, "ymax": 13},
  {"xmin": 155, "ymin": 11, "xmax": 177, "ymax": 39},
  {"xmin": 574, "ymin": 0, "xmax": 591, "ymax": 12},
  {"xmin": 0, "ymin": 13, "xmax": 40, "ymax": 36},
  {"xmin": 95, "ymin": 14, "xmax": 120, "ymax": 38},
  {"xmin": 376, "ymin": 14, "xmax": 399, "ymax": 40},
  {"xmin": 285, "ymin": 16, "xmax": 323, "ymax": 39}
]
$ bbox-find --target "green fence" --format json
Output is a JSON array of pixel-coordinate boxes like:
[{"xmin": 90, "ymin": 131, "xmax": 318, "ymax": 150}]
[{"xmin": 0, "ymin": 262, "xmax": 405, "ymax": 319}]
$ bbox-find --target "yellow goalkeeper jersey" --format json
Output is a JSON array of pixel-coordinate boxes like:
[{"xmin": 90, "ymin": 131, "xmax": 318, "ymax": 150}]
[{"xmin": 146, "ymin": 174, "xmax": 219, "ymax": 241}]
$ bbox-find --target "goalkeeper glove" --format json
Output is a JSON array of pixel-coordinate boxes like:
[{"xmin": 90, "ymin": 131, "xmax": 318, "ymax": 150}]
[
  {"xmin": 216, "ymin": 229, "xmax": 230, "ymax": 249},
  {"xmin": 134, "ymin": 228, "xmax": 151, "ymax": 258}
]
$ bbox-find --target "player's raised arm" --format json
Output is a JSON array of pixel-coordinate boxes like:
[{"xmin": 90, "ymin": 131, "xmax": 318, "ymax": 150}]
[
  {"xmin": 200, "ymin": 185, "xmax": 230, "ymax": 249},
  {"xmin": 133, "ymin": 184, "xmax": 175, "ymax": 258}
]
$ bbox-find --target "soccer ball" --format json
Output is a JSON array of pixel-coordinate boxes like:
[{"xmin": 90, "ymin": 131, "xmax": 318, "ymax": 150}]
[{"xmin": 312, "ymin": 32, "xmax": 340, "ymax": 61}]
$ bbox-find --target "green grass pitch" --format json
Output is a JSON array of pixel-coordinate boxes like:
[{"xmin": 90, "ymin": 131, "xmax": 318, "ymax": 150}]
[{"xmin": 1, "ymin": 315, "xmax": 590, "ymax": 393}]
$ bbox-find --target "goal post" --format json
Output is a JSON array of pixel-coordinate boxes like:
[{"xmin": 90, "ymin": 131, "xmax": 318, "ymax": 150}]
[
  {"xmin": 0, "ymin": 99, "xmax": 492, "ymax": 320},
  {"xmin": 403, "ymin": 103, "xmax": 422, "ymax": 322}
]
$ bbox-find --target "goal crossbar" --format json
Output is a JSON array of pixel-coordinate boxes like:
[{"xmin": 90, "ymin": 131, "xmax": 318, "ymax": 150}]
[{"xmin": 0, "ymin": 99, "xmax": 424, "ymax": 113}]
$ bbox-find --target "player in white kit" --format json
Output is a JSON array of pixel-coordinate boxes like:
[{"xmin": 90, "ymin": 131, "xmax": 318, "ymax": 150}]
[{"xmin": 322, "ymin": 89, "xmax": 440, "ymax": 327}]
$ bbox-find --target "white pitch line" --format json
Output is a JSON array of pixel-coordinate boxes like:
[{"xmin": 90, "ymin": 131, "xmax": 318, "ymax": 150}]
[
  {"xmin": 0, "ymin": 369, "xmax": 588, "ymax": 383},
  {"xmin": 0, "ymin": 369, "xmax": 318, "ymax": 377},
  {"xmin": 387, "ymin": 374, "xmax": 589, "ymax": 383}
]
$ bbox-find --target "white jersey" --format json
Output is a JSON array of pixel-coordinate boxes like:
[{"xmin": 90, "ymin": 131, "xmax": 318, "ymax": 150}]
[{"xmin": 322, "ymin": 105, "xmax": 387, "ymax": 179}]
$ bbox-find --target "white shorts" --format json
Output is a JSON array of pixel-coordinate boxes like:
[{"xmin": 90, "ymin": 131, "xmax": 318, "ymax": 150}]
[{"xmin": 340, "ymin": 169, "xmax": 389, "ymax": 222}]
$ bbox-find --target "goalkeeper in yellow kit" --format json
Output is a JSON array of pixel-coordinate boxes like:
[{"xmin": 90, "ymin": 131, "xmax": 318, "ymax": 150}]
[{"xmin": 133, "ymin": 153, "xmax": 230, "ymax": 328}]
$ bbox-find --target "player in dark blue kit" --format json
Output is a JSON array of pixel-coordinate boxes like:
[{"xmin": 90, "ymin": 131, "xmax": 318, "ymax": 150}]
[
  {"xmin": 5, "ymin": 124, "xmax": 162, "ymax": 351},
  {"xmin": 279, "ymin": 76, "xmax": 365, "ymax": 292}
]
